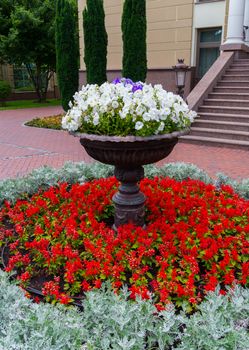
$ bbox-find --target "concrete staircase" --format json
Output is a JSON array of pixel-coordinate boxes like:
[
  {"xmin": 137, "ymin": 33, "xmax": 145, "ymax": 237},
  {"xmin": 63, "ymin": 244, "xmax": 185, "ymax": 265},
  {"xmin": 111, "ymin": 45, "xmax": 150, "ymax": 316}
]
[{"xmin": 182, "ymin": 58, "xmax": 249, "ymax": 149}]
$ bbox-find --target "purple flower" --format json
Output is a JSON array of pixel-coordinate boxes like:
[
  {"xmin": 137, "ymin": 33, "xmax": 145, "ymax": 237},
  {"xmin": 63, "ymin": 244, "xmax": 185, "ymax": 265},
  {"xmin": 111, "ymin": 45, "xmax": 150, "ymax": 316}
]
[
  {"xmin": 132, "ymin": 83, "xmax": 143, "ymax": 92},
  {"xmin": 112, "ymin": 77, "xmax": 122, "ymax": 84},
  {"xmin": 124, "ymin": 78, "xmax": 134, "ymax": 85},
  {"xmin": 112, "ymin": 77, "xmax": 134, "ymax": 86},
  {"xmin": 112, "ymin": 77, "xmax": 143, "ymax": 92}
]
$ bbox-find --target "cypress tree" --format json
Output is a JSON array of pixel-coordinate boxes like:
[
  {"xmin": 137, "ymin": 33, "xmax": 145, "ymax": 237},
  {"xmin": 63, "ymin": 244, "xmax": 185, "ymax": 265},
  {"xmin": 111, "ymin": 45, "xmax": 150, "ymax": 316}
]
[
  {"xmin": 55, "ymin": 0, "xmax": 79, "ymax": 111},
  {"xmin": 83, "ymin": 0, "xmax": 107, "ymax": 85},
  {"xmin": 122, "ymin": 0, "xmax": 147, "ymax": 82}
]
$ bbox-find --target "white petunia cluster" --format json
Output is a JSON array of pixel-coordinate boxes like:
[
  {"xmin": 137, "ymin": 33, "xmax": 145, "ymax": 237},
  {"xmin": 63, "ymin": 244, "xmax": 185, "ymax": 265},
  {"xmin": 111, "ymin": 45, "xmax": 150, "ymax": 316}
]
[{"xmin": 62, "ymin": 81, "xmax": 197, "ymax": 136}]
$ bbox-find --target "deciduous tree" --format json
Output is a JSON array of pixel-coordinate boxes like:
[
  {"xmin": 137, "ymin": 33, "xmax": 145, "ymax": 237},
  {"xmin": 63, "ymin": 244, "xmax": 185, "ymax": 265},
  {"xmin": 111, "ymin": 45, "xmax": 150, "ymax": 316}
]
[{"xmin": 0, "ymin": 0, "xmax": 56, "ymax": 101}]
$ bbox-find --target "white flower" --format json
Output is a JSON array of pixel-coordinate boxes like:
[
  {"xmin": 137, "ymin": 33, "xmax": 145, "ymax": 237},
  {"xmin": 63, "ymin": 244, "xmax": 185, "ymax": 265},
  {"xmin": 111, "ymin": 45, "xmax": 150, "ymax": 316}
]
[
  {"xmin": 135, "ymin": 121, "xmax": 144, "ymax": 130},
  {"xmin": 61, "ymin": 80, "xmax": 196, "ymax": 135},
  {"xmin": 142, "ymin": 112, "xmax": 151, "ymax": 121},
  {"xmin": 112, "ymin": 100, "xmax": 119, "ymax": 109},
  {"xmin": 158, "ymin": 121, "xmax": 165, "ymax": 132},
  {"xmin": 93, "ymin": 113, "xmax": 99, "ymax": 126}
]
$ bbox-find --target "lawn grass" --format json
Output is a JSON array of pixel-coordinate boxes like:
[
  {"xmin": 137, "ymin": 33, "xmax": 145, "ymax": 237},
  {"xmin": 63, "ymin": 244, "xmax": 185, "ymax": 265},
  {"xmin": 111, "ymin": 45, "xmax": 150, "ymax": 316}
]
[{"xmin": 0, "ymin": 98, "xmax": 62, "ymax": 110}]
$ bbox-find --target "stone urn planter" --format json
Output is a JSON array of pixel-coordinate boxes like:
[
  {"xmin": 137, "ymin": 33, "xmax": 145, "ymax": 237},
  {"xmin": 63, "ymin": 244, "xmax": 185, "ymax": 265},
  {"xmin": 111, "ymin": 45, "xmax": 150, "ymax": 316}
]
[{"xmin": 73, "ymin": 129, "xmax": 189, "ymax": 229}]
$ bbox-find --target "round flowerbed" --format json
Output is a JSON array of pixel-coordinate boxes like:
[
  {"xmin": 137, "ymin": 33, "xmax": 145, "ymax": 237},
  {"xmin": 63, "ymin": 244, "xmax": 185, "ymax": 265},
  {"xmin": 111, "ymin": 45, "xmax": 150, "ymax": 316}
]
[{"xmin": 0, "ymin": 177, "xmax": 248, "ymax": 310}]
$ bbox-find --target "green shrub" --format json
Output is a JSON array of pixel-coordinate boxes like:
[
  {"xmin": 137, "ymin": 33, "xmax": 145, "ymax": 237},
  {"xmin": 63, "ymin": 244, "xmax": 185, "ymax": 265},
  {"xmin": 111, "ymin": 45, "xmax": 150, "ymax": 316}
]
[{"xmin": 0, "ymin": 80, "xmax": 11, "ymax": 105}]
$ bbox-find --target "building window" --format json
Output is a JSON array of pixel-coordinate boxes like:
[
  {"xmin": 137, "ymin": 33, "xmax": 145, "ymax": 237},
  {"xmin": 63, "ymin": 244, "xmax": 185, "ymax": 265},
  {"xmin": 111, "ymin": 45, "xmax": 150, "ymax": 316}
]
[
  {"xmin": 196, "ymin": 28, "xmax": 222, "ymax": 79},
  {"xmin": 13, "ymin": 64, "xmax": 34, "ymax": 91}
]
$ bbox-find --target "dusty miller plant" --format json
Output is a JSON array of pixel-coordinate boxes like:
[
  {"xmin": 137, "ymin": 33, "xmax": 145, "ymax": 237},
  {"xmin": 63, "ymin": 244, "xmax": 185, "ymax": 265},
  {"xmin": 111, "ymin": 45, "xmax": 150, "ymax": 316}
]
[
  {"xmin": 80, "ymin": 283, "xmax": 181, "ymax": 350},
  {"xmin": 0, "ymin": 271, "xmax": 84, "ymax": 350},
  {"xmin": 1, "ymin": 161, "xmax": 249, "ymax": 206},
  {"xmin": 176, "ymin": 286, "xmax": 249, "ymax": 350}
]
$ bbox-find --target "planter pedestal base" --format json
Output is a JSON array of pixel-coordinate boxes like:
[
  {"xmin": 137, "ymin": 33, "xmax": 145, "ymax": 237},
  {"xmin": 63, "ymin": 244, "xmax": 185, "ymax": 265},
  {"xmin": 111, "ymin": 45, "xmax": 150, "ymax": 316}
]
[
  {"xmin": 112, "ymin": 166, "xmax": 146, "ymax": 230},
  {"xmin": 76, "ymin": 130, "xmax": 189, "ymax": 229}
]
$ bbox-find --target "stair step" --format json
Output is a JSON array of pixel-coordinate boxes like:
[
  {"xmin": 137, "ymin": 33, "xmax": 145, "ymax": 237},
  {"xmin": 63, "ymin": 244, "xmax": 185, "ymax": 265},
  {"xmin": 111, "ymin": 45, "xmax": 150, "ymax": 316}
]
[
  {"xmin": 204, "ymin": 98, "xmax": 249, "ymax": 107},
  {"xmin": 226, "ymin": 69, "xmax": 249, "ymax": 74},
  {"xmin": 194, "ymin": 119, "xmax": 249, "ymax": 131},
  {"xmin": 189, "ymin": 57, "xmax": 249, "ymax": 149},
  {"xmin": 231, "ymin": 64, "xmax": 249, "ymax": 69},
  {"xmin": 209, "ymin": 92, "xmax": 249, "ymax": 100},
  {"xmin": 222, "ymin": 75, "xmax": 249, "ymax": 81},
  {"xmin": 180, "ymin": 135, "xmax": 249, "ymax": 149},
  {"xmin": 217, "ymin": 80, "xmax": 249, "ymax": 87},
  {"xmin": 233, "ymin": 59, "xmax": 249, "ymax": 64},
  {"xmin": 199, "ymin": 105, "xmax": 249, "ymax": 115},
  {"xmin": 189, "ymin": 127, "xmax": 249, "ymax": 141},
  {"xmin": 213, "ymin": 86, "xmax": 249, "ymax": 93},
  {"xmin": 198, "ymin": 112, "xmax": 249, "ymax": 123}
]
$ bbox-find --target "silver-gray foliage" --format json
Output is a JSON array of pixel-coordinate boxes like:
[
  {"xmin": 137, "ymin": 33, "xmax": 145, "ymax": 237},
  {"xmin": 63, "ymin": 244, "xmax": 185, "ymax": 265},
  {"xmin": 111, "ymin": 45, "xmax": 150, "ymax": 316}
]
[
  {"xmin": 1, "ymin": 160, "xmax": 249, "ymax": 206},
  {"xmin": 215, "ymin": 173, "xmax": 249, "ymax": 200},
  {"xmin": 80, "ymin": 283, "xmax": 181, "ymax": 350},
  {"xmin": 0, "ymin": 272, "xmax": 249, "ymax": 349},
  {"xmin": 0, "ymin": 271, "xmax": 84, "ymax": 350},
  {"xmin": 151, "ymin": 162, "xmax": 213, "ymax": 184},
  {"xmin": 0, "ymin": 162, "xmax": 113, "ymax": 205},
  {"xmin": 176, "ymin": 286, "xmax": 249, "ymax": 350}
]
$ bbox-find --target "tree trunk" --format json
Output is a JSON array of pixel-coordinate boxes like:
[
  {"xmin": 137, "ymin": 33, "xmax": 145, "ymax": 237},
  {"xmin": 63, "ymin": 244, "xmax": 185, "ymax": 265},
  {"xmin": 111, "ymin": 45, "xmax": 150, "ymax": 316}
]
[{"xmin": 25, "ymin": 63, "xmax": 52, "ymax": 102}]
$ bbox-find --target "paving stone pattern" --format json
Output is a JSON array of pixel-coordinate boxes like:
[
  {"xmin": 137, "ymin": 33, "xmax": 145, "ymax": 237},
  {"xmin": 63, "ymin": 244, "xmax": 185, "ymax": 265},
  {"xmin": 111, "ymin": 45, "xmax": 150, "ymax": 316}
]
[{"xmin": 0, "ymin": 106, "xmax": 248, "ymax": 181}]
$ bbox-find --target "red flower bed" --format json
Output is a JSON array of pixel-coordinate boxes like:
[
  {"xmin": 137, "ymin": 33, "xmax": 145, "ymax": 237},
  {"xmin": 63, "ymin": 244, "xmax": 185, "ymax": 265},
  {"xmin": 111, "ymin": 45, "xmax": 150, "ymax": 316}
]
[{"xmin": 0, "ymin": 177, "xmax": 248, "ymax": 309}]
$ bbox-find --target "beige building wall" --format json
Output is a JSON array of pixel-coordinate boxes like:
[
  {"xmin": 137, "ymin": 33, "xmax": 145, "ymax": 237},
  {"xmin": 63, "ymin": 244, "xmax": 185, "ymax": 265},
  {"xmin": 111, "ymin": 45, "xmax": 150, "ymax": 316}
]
[{"xmin": 78, "ymin": 0, "xmax": 194, "ymax": 71}]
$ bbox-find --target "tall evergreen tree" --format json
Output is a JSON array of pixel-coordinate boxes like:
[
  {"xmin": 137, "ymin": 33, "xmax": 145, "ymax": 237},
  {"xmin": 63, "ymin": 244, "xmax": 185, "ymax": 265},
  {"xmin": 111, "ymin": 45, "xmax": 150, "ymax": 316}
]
[
  {"xmin": 83, "ymin": 0, "xmax": 107, "ymax": 85},
  {"xmin": 122, "ymin": 0, "xmax": 147, "ymax": 82},
  {"xmin": 56, "ymin": 0, "xmax": 79, "ymax": 111}
]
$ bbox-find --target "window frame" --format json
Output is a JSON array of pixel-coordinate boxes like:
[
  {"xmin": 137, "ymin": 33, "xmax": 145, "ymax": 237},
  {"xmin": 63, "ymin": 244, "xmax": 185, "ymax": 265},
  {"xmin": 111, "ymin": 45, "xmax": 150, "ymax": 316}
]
[{"xmin": 196, "ymin": 27, "xmax": 222, "ymax": 79}]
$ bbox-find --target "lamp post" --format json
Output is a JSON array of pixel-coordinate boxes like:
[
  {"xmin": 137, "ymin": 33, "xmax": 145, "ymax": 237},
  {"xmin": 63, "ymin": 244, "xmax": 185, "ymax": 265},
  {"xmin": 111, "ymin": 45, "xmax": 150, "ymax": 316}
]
[{"xmin": 173, "ymin": 59, "xmax": 188, "ymax": 99}]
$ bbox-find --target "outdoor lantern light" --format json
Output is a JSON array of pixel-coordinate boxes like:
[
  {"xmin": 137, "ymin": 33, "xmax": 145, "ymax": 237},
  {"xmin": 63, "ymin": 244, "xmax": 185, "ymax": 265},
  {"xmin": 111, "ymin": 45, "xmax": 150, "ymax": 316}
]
[{"xmin": 173, "ymin": 59, "xmax": 188, "ymax": 98}]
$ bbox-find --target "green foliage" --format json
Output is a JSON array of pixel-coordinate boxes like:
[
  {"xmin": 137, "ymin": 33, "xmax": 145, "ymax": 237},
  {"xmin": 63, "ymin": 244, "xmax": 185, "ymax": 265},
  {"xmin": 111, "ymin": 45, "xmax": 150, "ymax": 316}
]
[
  {"xmin": 0, "ymin": 0, "xmax": 13, "ymax": 44},
  {"xmin": 0, "ymin": 0, "xmax": 56, "ymax": 102},
  {"xmin": 83, "ymin": 0, "xmax": 108, "ymax": 84},
  {"xmin": 122, "ymin": 0, "xmax": 147, "ymax": 82},
  {"xmin": 0, "ymin": 80, "xmax": 11, "ymax": 105},
  {"xmin": 55, "ymin": 0, "xmax": 79, "ymax": 111}
]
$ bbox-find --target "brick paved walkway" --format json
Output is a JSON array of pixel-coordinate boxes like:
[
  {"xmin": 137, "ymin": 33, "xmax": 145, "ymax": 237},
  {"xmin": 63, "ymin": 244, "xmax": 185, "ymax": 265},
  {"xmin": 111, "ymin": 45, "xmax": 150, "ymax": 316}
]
[{"xmin": 0, "ymin": 106, "xmax": 248, "ymax": 181}]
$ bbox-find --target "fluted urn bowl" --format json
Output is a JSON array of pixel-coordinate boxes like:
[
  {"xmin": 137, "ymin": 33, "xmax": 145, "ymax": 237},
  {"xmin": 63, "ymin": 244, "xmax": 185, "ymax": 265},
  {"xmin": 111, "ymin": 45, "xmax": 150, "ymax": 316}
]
[{"xmin": 73, "ymin": 129, "xmax": 189, "ymax": 229}]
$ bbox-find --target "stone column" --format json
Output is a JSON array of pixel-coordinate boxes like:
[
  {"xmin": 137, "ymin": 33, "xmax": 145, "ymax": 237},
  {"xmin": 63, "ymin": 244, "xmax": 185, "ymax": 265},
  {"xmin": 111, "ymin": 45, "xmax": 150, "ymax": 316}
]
[
  {"xmin": 225, "ymin": 0, "xmax": 245, "ymax": 44},
  {"xmin": 244, "ymin": 0, "xmax": 249, "ymax": 44}
]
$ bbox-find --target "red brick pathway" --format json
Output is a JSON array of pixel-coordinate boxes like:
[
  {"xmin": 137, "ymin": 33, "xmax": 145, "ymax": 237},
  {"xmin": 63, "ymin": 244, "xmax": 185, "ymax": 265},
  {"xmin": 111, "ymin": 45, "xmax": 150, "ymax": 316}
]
[{"xmin": 0, "ymin": 106, "xmax": 248, "ymax": 181}]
